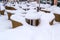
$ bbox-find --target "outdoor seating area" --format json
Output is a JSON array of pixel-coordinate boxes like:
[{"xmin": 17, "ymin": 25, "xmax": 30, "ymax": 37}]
[{"xmin": 0, "ymin": 0, "xmax": 60, "ymax": 40}]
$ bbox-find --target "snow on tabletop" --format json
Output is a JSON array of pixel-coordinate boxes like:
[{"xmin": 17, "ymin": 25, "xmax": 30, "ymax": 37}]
[
  {"xmin": 20, "ymin": 4, "xmax": 29, "ymax": 9},
  {"xmin": 30, "ymin": 1, "xmax": 37, "ymax": 5},
  {"xmin": 50, "ymin": 5, "xmax": 60, "ymax": 14},
  {"xmin": 14, "ymin": 9, "xmax": 26, "ymax": 17},
  {"xmin": 13, "ymin": 3, "xmax": 21, "ymax": 10},
  {"xmin": 19, "ymin": 1, "xmax": 38, "ymax": 9},
  {"xmin": 40, "ymin": 4, "xmax": 51, "ymax": 8},
  {"xmin": 29, "ymin": 2, "xmax": 38, "ymax": 7},
  {"xmin": 25, "ymin": 10, "xmax": 40, "ymax": 19},
  {"xmin": 39, "ymin": 12, "xmax": 55, "ymax": 22},
  {"xmin": 44, "ymin": 4, "xmax": 51, "ymax": 8},
  {"xmin": 15, "ymin": 9, "xmax": 26, "ymax": 13},
  {"xmin": 6, "ymin": 2, "xmax": 12, "ymax": 7}
]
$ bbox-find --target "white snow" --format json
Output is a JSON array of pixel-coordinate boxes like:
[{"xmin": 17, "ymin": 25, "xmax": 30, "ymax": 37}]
[
  {"xmin": 25, "ymin": 10, "xmax": 40, "ymax": 19},
  {"xmin": 40, "ymin": 12, "xmax": 55, "ymax": 22},
  {"xmin": 0, "ymin": 15, "xmax": 12, "ymax": 32},
  {"xmin": 40, "ymin": 4, "xmax": 51, "ymax": 9},
  {"xmin": 46, "ymin": 5, "xmax": 60, "ymax": 14},
  {"xmin": 0, "ymin": 3, "xmax": 5, "ymax": 10},
  {"xmin": 0, "ymin": 1, "xmax": 60, "ymax": 40}
]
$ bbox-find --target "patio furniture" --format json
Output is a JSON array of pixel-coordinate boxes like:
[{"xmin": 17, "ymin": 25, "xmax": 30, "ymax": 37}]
[
  {"xmin": 11, "ymin": 20, "xmax": 23, "ymax": 28},
  {"xmin": 25, "ymin": 11, "xmax": 40, "ymax": 26}
]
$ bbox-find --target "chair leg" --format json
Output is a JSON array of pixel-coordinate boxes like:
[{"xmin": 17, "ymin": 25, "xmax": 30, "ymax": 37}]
[{"xmin": 49, "ymin": 19, "xmax": 55, "ymax": 25}]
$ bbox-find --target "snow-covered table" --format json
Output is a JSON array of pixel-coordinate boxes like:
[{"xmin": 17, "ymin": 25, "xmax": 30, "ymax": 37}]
[{"xmin": 25, "ymin": 10, "xmax": 40, "ymax": 26}]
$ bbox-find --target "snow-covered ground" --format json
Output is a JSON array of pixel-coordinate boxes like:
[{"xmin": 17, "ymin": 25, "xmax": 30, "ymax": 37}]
[{"xmin": 0, "ymin": 1, "xmax": 60, "ymax": 40}]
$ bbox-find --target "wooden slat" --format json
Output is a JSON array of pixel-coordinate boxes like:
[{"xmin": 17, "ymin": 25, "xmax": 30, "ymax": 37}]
[
  {"xmin": 5, "ymin": 6, "xmax": 16, "ymax": 10},
  {"xmin": 54, "ymin": 13, "xmax": 60, "ymax": 22},
  {"xmin": 11, "ymin": 20, "xmax": 23, "ymax": 28}
]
